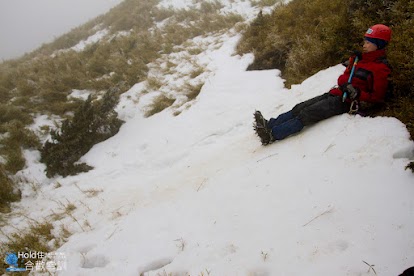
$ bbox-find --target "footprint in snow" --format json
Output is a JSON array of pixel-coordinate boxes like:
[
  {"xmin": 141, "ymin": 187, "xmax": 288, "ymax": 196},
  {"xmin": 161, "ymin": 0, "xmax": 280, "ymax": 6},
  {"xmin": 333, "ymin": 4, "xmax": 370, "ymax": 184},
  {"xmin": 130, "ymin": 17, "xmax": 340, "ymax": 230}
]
[{"xmin": 81, "ymin": 254, "xmax": 109, "ymax": 269}]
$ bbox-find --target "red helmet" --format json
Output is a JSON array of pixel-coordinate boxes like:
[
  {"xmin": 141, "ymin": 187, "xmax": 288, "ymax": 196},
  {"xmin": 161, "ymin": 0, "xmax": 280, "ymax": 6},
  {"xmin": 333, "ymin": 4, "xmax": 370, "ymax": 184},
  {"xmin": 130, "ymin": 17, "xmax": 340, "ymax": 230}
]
[{"xmin": 365, "ymin": 24, "xmax": 392, "ymax": 42}]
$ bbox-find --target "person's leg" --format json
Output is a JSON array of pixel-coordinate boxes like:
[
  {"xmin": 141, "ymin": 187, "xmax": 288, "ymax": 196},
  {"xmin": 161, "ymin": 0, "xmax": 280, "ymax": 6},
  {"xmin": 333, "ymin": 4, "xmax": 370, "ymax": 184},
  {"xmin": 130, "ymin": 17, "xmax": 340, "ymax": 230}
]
[
  {"xmin": 295, "ymin": 94, "xmax": 350, "ymax": 126},
  {"xmin": 268, "ymin": 111, "xmax": 294, "ymax": 129},
  {"xmin": 291, "ymin": 93, "xmax": 331, "ymax": 117},
  {"xmin": 268, "ymin": 93, "xmax": 331, "ymax": 129},
  {"xmin": 271, "ymin": 117, "xmax": 304, "ymax": 140},
  {"xmin": 253, "ymin": 110, "xmax": 274, "ymax": 145},
  {"xmin": 270, "ymin": 94, "xmax": 349, "ymax": 141}
]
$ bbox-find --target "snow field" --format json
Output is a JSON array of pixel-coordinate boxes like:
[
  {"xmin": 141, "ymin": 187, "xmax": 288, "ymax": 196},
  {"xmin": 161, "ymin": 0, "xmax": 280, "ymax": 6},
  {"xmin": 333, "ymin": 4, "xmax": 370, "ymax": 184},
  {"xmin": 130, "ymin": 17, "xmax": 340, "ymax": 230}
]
[
  {"xmin": 52, "ymin": 33, "xmax": 413, "ymax": 275},
  {"xmin": 2, "ymin": 0, "xmax": 413, "ymax": 275}
]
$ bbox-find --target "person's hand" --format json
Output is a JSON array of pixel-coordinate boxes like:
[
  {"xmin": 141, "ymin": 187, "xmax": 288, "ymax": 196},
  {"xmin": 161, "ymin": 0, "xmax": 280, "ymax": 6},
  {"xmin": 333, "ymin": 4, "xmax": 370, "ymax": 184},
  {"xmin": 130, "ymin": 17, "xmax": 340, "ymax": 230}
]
[
  {"xmin": 343, "ymin": 51, "xmax": 362, "ymax": 68},
  {"xmin": 352, "ymin": 50, "xmax": 362, "ymax": 61},
  {"xmin": 343, "ymin": 83, "xmax": 360, "ymax": 100}
]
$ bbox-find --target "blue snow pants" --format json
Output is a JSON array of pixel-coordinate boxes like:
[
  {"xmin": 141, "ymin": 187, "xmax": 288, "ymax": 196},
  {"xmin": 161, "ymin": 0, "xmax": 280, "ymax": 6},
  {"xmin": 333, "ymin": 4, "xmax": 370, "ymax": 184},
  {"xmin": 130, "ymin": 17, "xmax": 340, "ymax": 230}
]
[{"xmin": 268, "ymin": 93, "xmax": 351, "ymax": 140}]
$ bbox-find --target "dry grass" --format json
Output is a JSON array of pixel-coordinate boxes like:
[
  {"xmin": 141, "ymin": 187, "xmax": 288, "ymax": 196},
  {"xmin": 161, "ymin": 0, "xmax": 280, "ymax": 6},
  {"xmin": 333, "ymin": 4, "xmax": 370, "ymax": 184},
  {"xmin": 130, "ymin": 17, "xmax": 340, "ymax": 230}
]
[
  {"xmin": 144, "ymin": 94, "xmax": 176, "ymax": 117},
  {"xmin": 0, "ymin": 221, "xmax": 55, "ymax": 275}
]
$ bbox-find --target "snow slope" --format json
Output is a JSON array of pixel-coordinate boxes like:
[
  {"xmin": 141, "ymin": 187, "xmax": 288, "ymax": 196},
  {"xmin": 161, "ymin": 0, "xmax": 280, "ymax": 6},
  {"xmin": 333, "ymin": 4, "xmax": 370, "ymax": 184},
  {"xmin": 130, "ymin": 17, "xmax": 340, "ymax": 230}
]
[
  {"xmin": 45, "ymin": 35, "xmax": 414, "ymax": 276},
  {"xmin": 3, "ymin": 1, "xmax": 414, "ymax": 276}
]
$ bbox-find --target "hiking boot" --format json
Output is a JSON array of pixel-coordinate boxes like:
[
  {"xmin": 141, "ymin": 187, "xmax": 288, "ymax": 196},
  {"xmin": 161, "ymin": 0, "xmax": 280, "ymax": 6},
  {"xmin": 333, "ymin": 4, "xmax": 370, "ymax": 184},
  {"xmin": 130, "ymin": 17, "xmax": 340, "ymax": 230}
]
[{"xmin": 253, "ymin": 111, "xmax": 274, "ymax": 145}]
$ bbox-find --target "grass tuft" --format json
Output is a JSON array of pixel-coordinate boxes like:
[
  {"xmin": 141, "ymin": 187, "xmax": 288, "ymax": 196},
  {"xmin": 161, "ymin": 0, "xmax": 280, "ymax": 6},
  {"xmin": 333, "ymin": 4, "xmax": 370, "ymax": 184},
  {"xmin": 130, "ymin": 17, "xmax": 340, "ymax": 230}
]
[
  {"xmin": 144, "ymin": 94, "xmax": 176, "ymax": 117},
  {"xmin": 0, "ymin": 221, "xmax": 55, "ymax": 275}
]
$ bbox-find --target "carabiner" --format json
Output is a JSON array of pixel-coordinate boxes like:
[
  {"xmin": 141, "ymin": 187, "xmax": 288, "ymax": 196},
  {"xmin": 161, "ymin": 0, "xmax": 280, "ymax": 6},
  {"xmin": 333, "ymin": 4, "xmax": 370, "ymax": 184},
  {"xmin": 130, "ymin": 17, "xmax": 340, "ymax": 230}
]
[{"xmin": 349, "ymin": 100, "xmax": 359, "ymax": 114}]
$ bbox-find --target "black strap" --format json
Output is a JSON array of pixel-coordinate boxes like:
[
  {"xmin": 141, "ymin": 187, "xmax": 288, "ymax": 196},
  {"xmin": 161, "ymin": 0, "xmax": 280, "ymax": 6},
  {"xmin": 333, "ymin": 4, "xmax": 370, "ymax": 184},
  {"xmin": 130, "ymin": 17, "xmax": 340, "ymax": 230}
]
[{"xmin": 377, "ymin": 56, "xmax": 392, "ymax": 71}]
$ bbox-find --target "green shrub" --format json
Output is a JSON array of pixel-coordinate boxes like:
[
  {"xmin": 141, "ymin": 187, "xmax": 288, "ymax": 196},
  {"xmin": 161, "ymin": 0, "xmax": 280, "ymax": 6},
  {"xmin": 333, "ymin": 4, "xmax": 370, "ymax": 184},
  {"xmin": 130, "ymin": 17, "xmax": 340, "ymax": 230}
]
[
  {"xmin": 385, "ymin": 2, "xmax": 414, "ymax": 98},
  {"xmin": 0, "ymin": 165, "xmax": 20, "ymax": 212},
  {"xmin": 40, "ymin": 88, "xmax": 124, "ymax": 177},
  {"xmin": 237, "ymin": 10, "xmax": 289, "ymax": 70},
  {"xmin": 238, "ymin": 0, "xmax": 350, "ymax": 86},
  {"xmin": 16, "ymin": 79, "xmax": 37, "ymax": 97},
  {"xmin": 103, "ymin": 0, "xmax": 158, "ymax": 33},
  {"xmin": 3, "ymin": 147, "xmax": 25, "ymax": 174},
  {"xmin": 285, "ymin": 36, "xmax": 331, "ymax": 85},
  {"xmin": 407, "ymin": 162, "xmax": 414, "ymax": 173},
  {"xmin": 0, "ymin": 121, "xmax": 40, "ymax": 174},
  {"xmin": 0, "ymin": 104, "xmax": 33, "ymax": 127}
]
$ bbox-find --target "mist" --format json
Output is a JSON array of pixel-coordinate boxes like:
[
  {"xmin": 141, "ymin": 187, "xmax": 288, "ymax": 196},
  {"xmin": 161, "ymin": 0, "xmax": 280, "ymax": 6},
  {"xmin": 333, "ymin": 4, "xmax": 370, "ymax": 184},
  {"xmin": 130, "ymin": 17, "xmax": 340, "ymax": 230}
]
[{"xmin": 0, "ymin": 0, "xmax": 123, "ymax": 61}]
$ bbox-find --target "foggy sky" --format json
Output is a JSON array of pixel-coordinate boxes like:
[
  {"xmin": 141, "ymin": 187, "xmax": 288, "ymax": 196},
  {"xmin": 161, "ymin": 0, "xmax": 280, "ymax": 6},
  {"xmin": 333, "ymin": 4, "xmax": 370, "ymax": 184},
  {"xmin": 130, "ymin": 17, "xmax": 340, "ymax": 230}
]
[{"xmin": 0, "ymin": 0, "xmax": 123, "ymax": 61}]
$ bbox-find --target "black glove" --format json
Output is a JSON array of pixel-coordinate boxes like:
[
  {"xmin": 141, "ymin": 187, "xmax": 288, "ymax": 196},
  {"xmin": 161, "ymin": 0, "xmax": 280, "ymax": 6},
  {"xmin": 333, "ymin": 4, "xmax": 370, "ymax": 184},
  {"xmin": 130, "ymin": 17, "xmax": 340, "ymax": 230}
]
[
  {"xmin": 341, "ymin": 59, "xmax": 350, "ymax": 67},
  {"xmin": 343, "ymin": 51, "xmax": 362, "ymax": 68},
  {"xmin": 343, "ymin": 83, "xmax": 360, "ymax": 100},
  {"xmin": 352, "ymin": 50, "xmax": 362, "ymax": 61}
]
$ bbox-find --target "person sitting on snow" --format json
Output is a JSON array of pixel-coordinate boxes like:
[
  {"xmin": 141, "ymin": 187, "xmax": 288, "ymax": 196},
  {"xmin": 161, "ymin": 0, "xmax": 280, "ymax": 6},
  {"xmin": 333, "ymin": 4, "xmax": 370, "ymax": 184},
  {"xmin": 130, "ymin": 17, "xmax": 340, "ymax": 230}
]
[{"xmin": 254, "ymin": 24, "xmax": 392, "ymax": 145}]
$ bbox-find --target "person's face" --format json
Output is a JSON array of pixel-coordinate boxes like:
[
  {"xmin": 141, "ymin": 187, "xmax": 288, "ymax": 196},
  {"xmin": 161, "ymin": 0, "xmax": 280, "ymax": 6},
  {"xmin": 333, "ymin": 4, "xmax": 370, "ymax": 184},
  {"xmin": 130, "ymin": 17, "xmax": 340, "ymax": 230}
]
[{"xmin": 363, "ymin": 39, "xmax": 378, "ymax": 53}]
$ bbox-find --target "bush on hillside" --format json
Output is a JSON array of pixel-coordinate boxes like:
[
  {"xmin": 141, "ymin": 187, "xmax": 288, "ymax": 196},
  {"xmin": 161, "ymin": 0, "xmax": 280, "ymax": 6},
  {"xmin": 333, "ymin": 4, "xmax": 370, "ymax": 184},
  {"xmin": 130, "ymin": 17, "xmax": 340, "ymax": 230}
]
[
  {"xmin": 383, "ymin": 1, "xmax": 414, "ymax": 98},
  {"xmin": 407, "ymin": 162, "xmax": 414, "ymax": 173},
  {"xmin": 238, "ymin": 0, "xmax": 414, "ymax": 169},
  {"xmin": 144, "ymin": 94, "xmax": 176, "ymax": 117},
  {"xmin": 103, "ymin": 0, "xmax": 158, "ymax": 33},
  {"xmin": 237, "ymin": 0, "xmax": 351, "ymax": 85},
  {"xmin": 40, "ymin": 88, "xmax": 124, "ymax": 177},
  {"xmin": 0, "ymin": 165, "xmax": 20, "ymax": 212},
  {"xmin": 0, "ymin": 121, "xmax": 40, "ymax": 174},
  {"xmin": 0, "ymin": 221, "xmax": 56, "ymax": 275},
  {"xmin": 0, "ymin": 104, "xmax": 33, "ymax": 128}
]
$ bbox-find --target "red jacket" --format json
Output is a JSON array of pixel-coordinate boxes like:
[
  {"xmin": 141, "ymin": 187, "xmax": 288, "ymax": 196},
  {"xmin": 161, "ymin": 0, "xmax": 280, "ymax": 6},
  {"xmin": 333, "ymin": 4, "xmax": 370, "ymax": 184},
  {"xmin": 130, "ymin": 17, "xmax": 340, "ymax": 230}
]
[{"xmin": 329, "ymin": 49, "xmax": 391, "ymax": 103}]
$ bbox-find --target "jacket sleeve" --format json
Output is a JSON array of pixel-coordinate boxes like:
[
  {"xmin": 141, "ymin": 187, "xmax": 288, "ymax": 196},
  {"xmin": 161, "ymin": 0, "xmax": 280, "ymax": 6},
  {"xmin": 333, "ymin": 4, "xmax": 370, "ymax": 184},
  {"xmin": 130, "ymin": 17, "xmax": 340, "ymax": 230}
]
[{"xmin": 358, "ymin": 64, "xmax": 391, "ymax": 103}]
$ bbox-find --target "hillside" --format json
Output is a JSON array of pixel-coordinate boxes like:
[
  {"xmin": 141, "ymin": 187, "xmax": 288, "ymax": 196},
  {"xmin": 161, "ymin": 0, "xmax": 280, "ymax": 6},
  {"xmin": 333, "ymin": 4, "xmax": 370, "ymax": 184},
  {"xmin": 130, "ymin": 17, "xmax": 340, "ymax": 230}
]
[
  {"xmin": 0, "ymin": 0, "xmax": 248, "ymax": 209},
  {"xmin": 1, "ymin": 0, "xmax": 413, "ymax": 275}
]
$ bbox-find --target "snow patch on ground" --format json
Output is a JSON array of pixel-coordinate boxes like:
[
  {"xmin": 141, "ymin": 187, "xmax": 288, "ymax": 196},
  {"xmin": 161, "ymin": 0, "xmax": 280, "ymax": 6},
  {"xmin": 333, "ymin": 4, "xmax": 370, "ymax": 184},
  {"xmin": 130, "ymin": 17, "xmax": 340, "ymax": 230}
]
[
  {"xmin": 68, "ymin": 89, "xmax": 92, "ymax": 101},
  {"xmin": 71, "ymin": 29, "xmax": 109, "ymax": 52},
  {"xmin": 2, "ymin": 1, "xmax": 413, "ymax": 276},
  {"xmin": 54, "ymin": 35, "xmax": 413, "ymax": 275}
]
